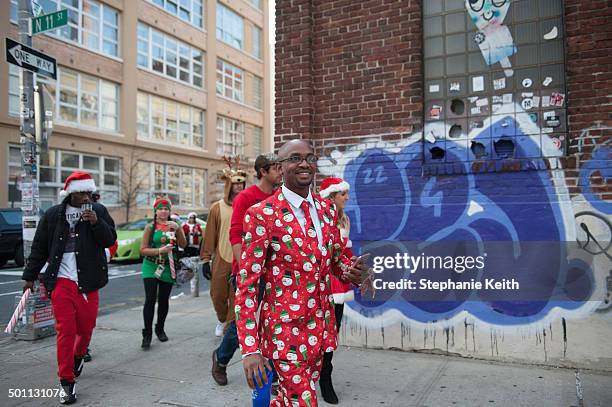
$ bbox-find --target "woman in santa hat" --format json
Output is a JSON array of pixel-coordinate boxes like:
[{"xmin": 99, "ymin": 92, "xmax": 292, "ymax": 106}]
[
  {"xmin": 182, "ymin": 212, "xmax": 203, "ymax": 258},
  {"xmin": 318, "ymin": 176, "xmax": 353, "ymax": 404},
  {"xmin": 139, "ymin": 196, "xmax": 186, "ymax": 349}
]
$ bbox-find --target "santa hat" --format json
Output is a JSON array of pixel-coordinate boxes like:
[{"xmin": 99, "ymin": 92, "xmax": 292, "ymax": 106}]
[
  {"xmin": 319, "ymin": 177, "xmax": 350, "ymax": 198},
  {"xmin": 153, "ymin": 196, "xmax": 172, "ymax": 211},
  {"xmin": 59, "ymin": 171, "xmax": 97, "ymax": 199},
  {"xmin": 188, "ymin": 212, "xmax": 198, "ymax": 218}
]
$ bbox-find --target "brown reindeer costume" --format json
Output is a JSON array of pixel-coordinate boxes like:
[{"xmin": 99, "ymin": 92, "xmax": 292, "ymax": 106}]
[{"xmin": 200, "ymin": 157, "xmax": 246, "ymax": 332}]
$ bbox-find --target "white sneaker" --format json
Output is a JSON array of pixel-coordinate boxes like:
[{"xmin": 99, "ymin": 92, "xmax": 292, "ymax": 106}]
[{"xmin": 215, "ymin": 321, "xmax": 224, "ymax": 337}]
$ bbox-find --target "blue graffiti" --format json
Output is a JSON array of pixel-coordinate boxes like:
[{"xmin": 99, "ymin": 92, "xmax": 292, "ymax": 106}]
[
  {"xmin": 340, "ymin": 115, "xmax": 594, "ymax": 325},
  {"xmin": 580, "ymin": 140, "xmax": 611, "ymax": 214}
]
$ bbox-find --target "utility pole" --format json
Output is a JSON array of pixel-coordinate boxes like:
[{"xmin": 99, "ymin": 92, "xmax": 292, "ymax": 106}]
[{"xmin": 17, "ymin": 0, "xmax": 40, "ymax": 265}]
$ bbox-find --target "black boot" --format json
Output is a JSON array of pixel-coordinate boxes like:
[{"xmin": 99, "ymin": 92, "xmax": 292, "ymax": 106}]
[
  {"xmin": 141, "ymin": 329, "xmax": 152, "ymax": 349},
  {"xmin": 73, "ymin": 355, "xmax": 85, "ymax": 378},
  {"xmin": 155, "ymin": 324, "xmax": 168, "ymax": 342},
  {"xmin": 320, "ymin": 352, "xmax": 338, "ymax": 404},
  {"xmin": 59, "ymin": 380, "xmax": 77, "ymax": 405}
]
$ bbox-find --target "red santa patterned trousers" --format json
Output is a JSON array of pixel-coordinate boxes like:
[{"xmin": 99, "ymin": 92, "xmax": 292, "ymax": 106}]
[{"xmin": 271, "ymin": 357, "xmax": 323, "ymax": 407}]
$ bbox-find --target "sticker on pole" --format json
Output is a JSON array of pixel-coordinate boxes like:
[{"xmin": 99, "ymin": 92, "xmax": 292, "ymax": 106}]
[{"xmin": 5, "ymin": 38, "xmax": 57, "ymax": 79}]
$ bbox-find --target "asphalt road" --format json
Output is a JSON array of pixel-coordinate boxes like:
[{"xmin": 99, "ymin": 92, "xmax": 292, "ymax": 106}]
[{"xmin": 0, "ymin": 260, "xmax": 210, "ymax": 330}]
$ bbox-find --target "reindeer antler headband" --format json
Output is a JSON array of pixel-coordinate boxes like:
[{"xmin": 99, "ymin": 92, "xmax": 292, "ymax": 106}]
[{"xmin": 222, "ymin": 155, "xmax": 247, "ymax": 183}]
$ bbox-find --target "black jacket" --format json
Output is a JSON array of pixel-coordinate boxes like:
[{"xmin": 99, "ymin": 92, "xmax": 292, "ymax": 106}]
[{"xmin": 22, "ymin": 201, "xmax": 117, "ymax": 293}]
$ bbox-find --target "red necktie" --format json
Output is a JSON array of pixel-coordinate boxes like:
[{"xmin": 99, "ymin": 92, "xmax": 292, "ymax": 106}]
[{"xmin": 300, "ymin": 200, "xmax": 316, "ymax": 241}]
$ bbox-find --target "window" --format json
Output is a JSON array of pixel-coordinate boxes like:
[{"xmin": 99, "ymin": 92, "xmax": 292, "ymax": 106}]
[
  {"xmin": 216, "ymin": 116, "xmax": 245, "ymax": 156},
  {"xmin": 137, "ymin": 93, "xmax": 206, "ymax": 149},
  {"xmin": 253, "ymin": 126, "xmax": 263, "ymax": 157},
  {"xmin": 423, "ymin": 0, "xmax": 567, "ymax": 162},
  {"xmin": 138, "ymin": 23, "xmax": 204, "ymax": 87},
  {"xmin": 216, "ymin": 59, "xmax": 243, "ymax": 103},
  {"xmin": 10, "ymin": 0, "xmax": 17, "ymax": 22},
  {"xmin": 10, "ymin": 0, "xmax": 119, "ymax": 57},
  {"xmin": 8, "ymin": 65, "xmax": 20, "ymax": 116},
  {"xmin": 7, "ymin": 145, "xmax": 22, "ymax": 206},
  {"xmin": 252, "ymin": 25, "xmax": 262, "ymax": 59},
  {"xmin": 7, "ymin": 146, "xmax": 121, "ymax": 209},
  {"xmin": 253, "ymin": 75, "xmax": 263, "ymax": 109},
  {"xmin": 247, "ymin": 0, "xmax": 262, "ymax": 10},
  {"xmin": 147, "ymin": 0, "xmax": 204, "ymax": 28},
  {"xmin": 8, "ymin": 66, "xmax": 119, "ymax": 131},
  {"xmin": 136, "ymin": 161, "xmax": 207, "ymax": 208},
  {"xmin": 216, "ymin": 3, "xmax": 243, "ymax": 50}
]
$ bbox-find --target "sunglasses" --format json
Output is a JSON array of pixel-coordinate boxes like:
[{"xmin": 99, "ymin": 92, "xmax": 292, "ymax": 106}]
[{"xmin": 279, "ymin": 154, "xmax": 318, "ymax": 164}]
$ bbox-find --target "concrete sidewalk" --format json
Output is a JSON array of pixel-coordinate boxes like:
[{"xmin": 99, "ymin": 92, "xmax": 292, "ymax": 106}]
[{"xmin": 1, "ymin": 294, "xmax": 611, "ymax": 407}]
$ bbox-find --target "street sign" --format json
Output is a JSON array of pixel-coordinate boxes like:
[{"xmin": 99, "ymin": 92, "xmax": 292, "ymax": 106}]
[
  {"xmin": 30, "ymin": 9, "xmax": 68, "ymax": 35},
  {"xmin": 5, "ymin": 38, "xmax": 56, "ymax": 79}
]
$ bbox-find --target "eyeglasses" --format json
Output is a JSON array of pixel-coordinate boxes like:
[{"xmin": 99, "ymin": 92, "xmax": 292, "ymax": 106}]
[{"xmin": 279, "ymin": 154, "xmax": 318, "ymax": 164}]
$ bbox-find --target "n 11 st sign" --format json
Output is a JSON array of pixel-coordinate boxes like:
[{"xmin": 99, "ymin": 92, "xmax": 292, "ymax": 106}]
[
  {"xmin": 30, "ymin": 9, "xmax": 68, "ymax": 35},
  {"xmin": 5, "ymin": 38, "xmax": 57, "ymax": 79}
]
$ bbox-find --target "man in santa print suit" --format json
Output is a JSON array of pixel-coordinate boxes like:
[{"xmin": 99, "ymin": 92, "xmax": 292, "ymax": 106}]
[{"xmin": 235, "ymin": 140, "xmax": 368, "ymax": 406}]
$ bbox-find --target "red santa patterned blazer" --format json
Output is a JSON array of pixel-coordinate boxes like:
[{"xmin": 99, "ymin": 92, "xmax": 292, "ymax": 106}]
[{"xmin": 235, "ymin": 188, "xmax": 352, "ymax": 363}]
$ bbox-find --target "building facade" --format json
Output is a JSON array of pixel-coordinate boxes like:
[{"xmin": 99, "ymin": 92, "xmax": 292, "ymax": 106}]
[
  {"xmin": 1, "ymin": 0, "xmax": 271, "ymax": 223},
  {"xmin": 275, "ymin": 0, "xmax": 611, "ymax": 369}
]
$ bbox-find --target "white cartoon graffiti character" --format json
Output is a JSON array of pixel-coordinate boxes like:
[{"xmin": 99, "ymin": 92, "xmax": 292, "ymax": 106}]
[{"xmin": 466, "ymin": 0, "xmax": 516, "ymax": 77}]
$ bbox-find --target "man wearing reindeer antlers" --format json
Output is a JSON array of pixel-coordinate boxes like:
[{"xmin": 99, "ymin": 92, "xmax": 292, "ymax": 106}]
[{"xmin": 201, "ymin": 156, "xmax": 246, "ymax": 338}]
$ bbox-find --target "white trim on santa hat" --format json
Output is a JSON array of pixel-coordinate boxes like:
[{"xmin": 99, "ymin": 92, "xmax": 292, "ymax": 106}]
[
  {"xmin": 319, "ymin": 181, "xmax": 350, "ymax": 198},
  {"xmin": 59, "ymin": 178, "xmax": 97, "ymax": 199}
]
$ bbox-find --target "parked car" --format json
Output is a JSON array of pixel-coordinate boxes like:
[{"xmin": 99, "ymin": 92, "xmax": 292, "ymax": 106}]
[
  {"xmin": 114, "ymin": 218, "xmax": 151, "ymax": 262},
  {"xmin": 0, "ymin": 208, "xmax": 24, "ymax": 267},
  {"xmin": 114, "ymin": 217, "xmax": 206, "ymax": 262}
]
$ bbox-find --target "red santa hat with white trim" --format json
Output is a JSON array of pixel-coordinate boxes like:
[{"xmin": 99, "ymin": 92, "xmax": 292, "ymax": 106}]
[
  {"xmin": 59, "ymin": 171, "xmax": 97, "ymax": 199},
  {"xmin": 319, "ymin": 177, "xmax": 350, "ymax": 198}
]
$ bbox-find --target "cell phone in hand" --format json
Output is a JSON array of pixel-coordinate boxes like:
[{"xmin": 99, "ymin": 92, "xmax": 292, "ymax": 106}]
[
  {"xmin": 81, "ymin": 203, "xmax": 92, "ymax": 211},
  {"xmin": 352, "ymin": 253, "xmax": 371, "ymax": 267}
]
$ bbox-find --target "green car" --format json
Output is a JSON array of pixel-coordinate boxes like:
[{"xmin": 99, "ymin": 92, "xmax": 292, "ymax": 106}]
[
  {"xmin": 114, "ymin": 217, "xmax": 206, "ymax": 262},
  {"xmin": 114, "ymin": 218, "xmax": 151, "ymax": 262}
]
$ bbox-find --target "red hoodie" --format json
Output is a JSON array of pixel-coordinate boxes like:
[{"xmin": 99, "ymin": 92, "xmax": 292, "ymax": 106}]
[{"xmin": 229, "ymin": 184, "xmax": 274, "ymax": 276}]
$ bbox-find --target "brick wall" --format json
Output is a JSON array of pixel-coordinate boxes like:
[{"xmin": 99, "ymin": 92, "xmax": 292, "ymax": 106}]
[
  {"xmin": 273, "ymin": 0, "xmax": 612, "ymax": 366},
  {"xmin": 273, "ymin": 1, "xmax": 612, "ymax": 366},
  {"xmin": 275, "ymin": 0, "xmax": 423, "ymax": 149},
  {"xmin": 275, "ymin": 0, "xmax": 611, "ymax": 201},
  {"xmin": 564, "ymin": 0, "xmax": 612, "ymax": 199},
  {"xmin": 275, "ymin": 0, "xmax": 315, "ymax": 141}
]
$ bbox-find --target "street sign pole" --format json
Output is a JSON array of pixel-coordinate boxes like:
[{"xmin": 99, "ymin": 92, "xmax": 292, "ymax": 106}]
[{"xmin": 18, "ymin": 0, "xmax": 40, "ymax": 268}]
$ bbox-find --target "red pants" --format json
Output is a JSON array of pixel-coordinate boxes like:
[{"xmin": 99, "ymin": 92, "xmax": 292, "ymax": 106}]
[
  {"xmin": 271, "ymin": 357, "xmax": 323, "ymax": 407},
  {"xmin": 51, "ymin": 278, "xmax": 99, "ymax": 382}
]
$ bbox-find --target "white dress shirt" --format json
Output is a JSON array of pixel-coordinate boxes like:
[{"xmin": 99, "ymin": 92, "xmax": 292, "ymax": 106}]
[{"xmin": 281, "ymin": 185, "xmax": 324, "ymax": 250}]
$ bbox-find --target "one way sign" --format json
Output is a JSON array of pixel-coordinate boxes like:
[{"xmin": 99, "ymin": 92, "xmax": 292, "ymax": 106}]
[{"xmin": 5, "ymin": 38, "xmax": 56, "ymax": 79}]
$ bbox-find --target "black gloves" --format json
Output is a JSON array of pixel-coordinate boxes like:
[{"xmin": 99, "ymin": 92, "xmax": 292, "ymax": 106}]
[{"xmin": 202, "ymin": 262, "xmax": 212, "ymax": 280}]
